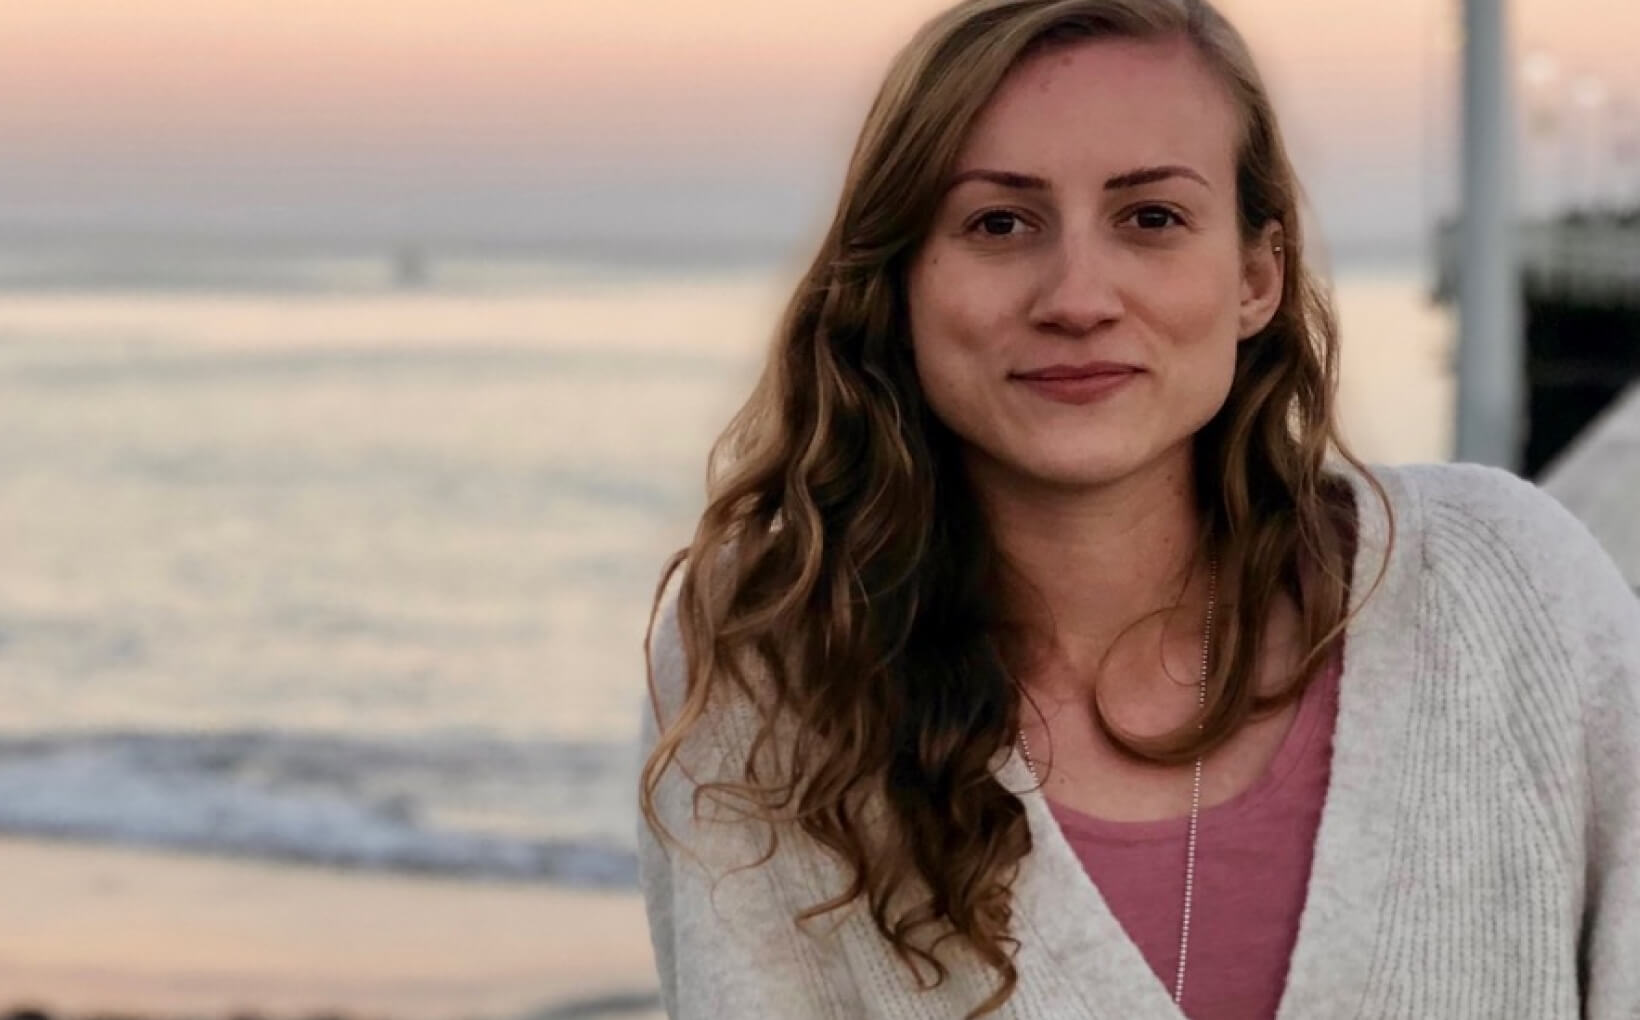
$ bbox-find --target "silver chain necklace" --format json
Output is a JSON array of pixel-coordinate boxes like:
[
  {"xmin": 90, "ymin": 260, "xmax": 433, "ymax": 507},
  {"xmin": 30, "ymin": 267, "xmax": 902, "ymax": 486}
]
[{"xmin": 1016, "ymin": 560, "xmax": 1217, "ymax": 1005}]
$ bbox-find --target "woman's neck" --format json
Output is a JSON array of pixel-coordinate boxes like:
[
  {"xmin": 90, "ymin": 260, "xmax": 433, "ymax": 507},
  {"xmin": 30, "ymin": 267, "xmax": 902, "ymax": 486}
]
[{"xmin": 970, "ymin": 445, "xmax": 1210, "ymax": 690}]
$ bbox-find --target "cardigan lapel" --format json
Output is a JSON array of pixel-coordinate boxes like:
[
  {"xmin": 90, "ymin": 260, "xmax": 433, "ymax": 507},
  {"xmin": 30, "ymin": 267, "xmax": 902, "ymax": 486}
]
[
  {"xmin": 997, "ymin": 464, "xmax": 1419, "ymax": 1020},
  {"xmin": 1001, "ymin": 742, "xmax": 1187, "ymax": 1020},
  {"xmin": 1270, "ymin": 465, "xmax": 1421, "ymax": 1020}
]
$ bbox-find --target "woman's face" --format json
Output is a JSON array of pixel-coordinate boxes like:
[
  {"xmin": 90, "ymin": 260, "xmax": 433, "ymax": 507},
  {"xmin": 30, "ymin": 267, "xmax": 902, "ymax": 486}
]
[{"xmin": 907, "ymin": 35, "xmax": 1283, "ymax": 494}]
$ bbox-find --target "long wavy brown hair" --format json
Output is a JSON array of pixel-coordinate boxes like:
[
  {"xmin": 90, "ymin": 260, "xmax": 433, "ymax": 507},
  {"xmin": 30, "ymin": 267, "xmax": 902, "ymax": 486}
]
[{"xmin": 639, "ymin": 0, "xmax": 1392, "ymax": 1015}]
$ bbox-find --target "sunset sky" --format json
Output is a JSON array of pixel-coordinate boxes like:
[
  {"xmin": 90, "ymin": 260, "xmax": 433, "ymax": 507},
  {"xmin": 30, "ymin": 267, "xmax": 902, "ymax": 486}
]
[{"xmin": 1, "ymin": 0, "xmax": 1636, "ymax": 257}]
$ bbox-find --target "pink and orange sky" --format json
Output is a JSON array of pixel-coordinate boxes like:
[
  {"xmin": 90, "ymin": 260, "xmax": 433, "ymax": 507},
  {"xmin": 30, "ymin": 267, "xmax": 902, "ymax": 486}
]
[{"xmin": 1, "ymin": 0, "xmax": 1635, "ymax": 256}]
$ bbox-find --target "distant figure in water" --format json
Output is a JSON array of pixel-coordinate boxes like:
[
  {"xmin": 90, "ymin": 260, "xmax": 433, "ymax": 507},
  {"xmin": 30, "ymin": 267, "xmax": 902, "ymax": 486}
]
[
  {"xmin": 391, "ymin": 244, "xmax": 428, "ymax": 289},
  {"xmin": 635, "ymin": 1, "xmax": 1640, "ymax": 1018}
]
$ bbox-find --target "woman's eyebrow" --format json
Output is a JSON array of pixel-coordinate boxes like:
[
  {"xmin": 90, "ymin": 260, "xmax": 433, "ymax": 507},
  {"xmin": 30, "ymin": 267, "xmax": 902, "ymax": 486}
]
[
  {"xmin": 944, "ymin": 164, "xmax": 1210, "ymax": 194},
  {"xmin": 1104, "ymin": 165, "xmax": 1210, "ymax": 190},
  {"xmin": 945, "ymin": 169, "xmax": 1049, "ymax": 193}
]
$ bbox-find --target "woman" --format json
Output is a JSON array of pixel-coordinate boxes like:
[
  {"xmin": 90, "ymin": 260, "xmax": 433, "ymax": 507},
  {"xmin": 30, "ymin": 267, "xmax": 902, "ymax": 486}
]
[{"xmin": 636, "ymin": 0, "xmax": 1640, "ymax": 1017}]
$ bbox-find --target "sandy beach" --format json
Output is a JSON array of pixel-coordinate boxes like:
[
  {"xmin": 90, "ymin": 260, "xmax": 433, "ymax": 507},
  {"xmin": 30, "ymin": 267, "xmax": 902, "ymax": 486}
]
[{"xmin": 0, "ymin": 836, "xmax": 660, "ymax": 1020}]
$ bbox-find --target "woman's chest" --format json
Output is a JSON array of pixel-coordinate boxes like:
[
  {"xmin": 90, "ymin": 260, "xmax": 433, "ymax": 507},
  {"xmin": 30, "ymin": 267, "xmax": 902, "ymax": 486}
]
[{"xmin": 1027, "ymin": 692, "xmax": 1303, "ymax": 822}]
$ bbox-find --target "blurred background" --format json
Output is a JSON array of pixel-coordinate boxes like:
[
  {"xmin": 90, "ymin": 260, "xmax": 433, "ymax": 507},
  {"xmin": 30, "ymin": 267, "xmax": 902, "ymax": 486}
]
[{"xmin": 0, "ymin": 1, "xmax": 1635, "ymax": 1019}]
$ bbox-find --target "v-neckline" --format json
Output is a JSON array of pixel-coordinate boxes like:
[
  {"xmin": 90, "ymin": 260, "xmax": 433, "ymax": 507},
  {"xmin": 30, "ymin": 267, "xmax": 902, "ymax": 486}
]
[
  {"xmin": 1044, "ymin": 640, "xmax": 1340, "ymax": 845},
  {"xmin": 991, "ymin": 466, "xmax": 1423, "ymax": 1020}
]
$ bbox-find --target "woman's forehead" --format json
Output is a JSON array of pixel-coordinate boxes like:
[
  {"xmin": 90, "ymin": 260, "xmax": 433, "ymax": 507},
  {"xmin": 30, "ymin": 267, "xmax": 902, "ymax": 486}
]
[{"xmin": 953, "ymin": 35, "xmax": 1241, "ymax": 190}]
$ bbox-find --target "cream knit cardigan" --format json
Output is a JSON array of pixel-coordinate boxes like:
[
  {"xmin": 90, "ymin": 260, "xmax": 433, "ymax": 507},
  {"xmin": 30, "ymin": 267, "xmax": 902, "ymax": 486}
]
[{"xmin": 637, "ymin": 463, "xmax": 1640, "ymax": 1019}]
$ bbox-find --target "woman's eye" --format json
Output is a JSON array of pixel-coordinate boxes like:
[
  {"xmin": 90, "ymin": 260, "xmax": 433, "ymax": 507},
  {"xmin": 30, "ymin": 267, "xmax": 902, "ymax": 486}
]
[
  {"xmin": 969, "ymin": 211, "xmax": 1028, "ymax": 237},
  {"xmin": 1129, "ymin": 206, "xmax": 1184, "ymax": 230}
]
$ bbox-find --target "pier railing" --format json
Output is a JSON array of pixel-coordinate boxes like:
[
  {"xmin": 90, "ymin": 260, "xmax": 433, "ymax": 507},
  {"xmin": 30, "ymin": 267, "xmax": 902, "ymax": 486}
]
[{"xmin": 1434, "ymin": 215, "xmax": 1640, "ymax": 306}]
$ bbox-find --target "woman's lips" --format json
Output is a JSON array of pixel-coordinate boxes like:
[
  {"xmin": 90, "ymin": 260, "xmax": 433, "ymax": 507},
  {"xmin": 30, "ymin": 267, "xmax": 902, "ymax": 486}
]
[{"xmin": 1010, "ymin": 364, "xmax": 1142, "ymax": 405}]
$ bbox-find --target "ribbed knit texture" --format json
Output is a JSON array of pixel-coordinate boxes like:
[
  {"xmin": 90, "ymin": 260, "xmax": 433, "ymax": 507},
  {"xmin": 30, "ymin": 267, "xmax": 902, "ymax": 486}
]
[{"xmin": 636, "ymin": 462, "xmax": 1640, "ymax": 1019}]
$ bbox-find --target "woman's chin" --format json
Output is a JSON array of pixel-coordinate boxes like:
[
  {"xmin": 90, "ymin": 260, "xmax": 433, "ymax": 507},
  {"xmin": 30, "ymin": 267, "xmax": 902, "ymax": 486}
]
[{"xmin": 981, "ymin": 445, "xmax": 1154, "ymax": 493}]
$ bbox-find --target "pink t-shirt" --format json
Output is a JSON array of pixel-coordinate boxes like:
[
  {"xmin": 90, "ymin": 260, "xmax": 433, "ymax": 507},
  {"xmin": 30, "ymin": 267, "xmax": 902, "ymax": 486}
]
[{"xmin": 1047, "ymin": 645, "xmax": 1342, "ymax": 1020}]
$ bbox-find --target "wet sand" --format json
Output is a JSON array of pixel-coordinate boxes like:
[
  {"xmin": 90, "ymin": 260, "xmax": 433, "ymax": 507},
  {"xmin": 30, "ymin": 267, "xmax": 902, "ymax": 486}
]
[{"xmin": 0, "ymin": 836, "xmax": 660, "ymax": 1020}]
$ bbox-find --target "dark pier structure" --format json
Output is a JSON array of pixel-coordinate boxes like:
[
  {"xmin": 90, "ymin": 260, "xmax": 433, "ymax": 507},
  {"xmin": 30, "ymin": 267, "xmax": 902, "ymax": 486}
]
[{"xmin": 1435, "ymin": 213, "xmax": 1640, "ymax": 477}]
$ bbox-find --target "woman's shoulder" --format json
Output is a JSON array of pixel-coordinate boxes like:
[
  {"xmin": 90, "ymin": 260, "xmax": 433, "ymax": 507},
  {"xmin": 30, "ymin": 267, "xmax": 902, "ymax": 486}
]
[
  {"xmin": 1374, "ymin": 460, "xmax": 1606, "ymax": 575},
  {"xmin": 1381, "ymin": 459, "xmax": 1571, "ymax": 532},
  {"xmin": 647, "ymin": 560, "xmax": 689, "ymax": 711},
  {"xmin": 641, "ymin": 546, "xmax": 783, "ymax": 772},
  {"xmin": 1367, "ymin": 460, "xmax": 1636, "ymax": 650}
]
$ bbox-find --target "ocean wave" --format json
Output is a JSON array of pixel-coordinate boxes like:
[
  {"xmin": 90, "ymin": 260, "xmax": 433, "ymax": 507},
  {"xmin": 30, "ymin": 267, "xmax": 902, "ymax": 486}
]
[{"xmin": 0, "ymin": 728, "xmax": 639, "ymax": 887}]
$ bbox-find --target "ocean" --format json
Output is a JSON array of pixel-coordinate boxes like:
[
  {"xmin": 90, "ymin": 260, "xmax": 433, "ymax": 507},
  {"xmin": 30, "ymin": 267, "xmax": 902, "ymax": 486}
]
[{"xmin": 0, "ymin": 237, "xmax": 1452, "ymax": 895}]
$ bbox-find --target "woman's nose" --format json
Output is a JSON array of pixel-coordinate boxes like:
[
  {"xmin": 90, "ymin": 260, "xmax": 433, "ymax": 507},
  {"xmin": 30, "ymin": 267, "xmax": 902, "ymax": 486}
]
[{"xmin": 1028, "ymin": 237, "xmax": 1124, "ymax": 337}]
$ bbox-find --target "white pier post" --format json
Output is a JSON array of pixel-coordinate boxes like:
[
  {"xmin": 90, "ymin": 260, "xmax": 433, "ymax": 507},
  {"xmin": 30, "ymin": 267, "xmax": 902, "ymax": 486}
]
[{"xmin": 1455, "ymin": 0, "xmax": 1524, "ymax": 469}]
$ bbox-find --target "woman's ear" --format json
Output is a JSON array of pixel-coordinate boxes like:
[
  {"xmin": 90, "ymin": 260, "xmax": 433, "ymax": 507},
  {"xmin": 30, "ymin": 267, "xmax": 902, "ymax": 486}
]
[{"xmin": 1237, "ymin": 222, "xmax": 1286, "ymax": 341}]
